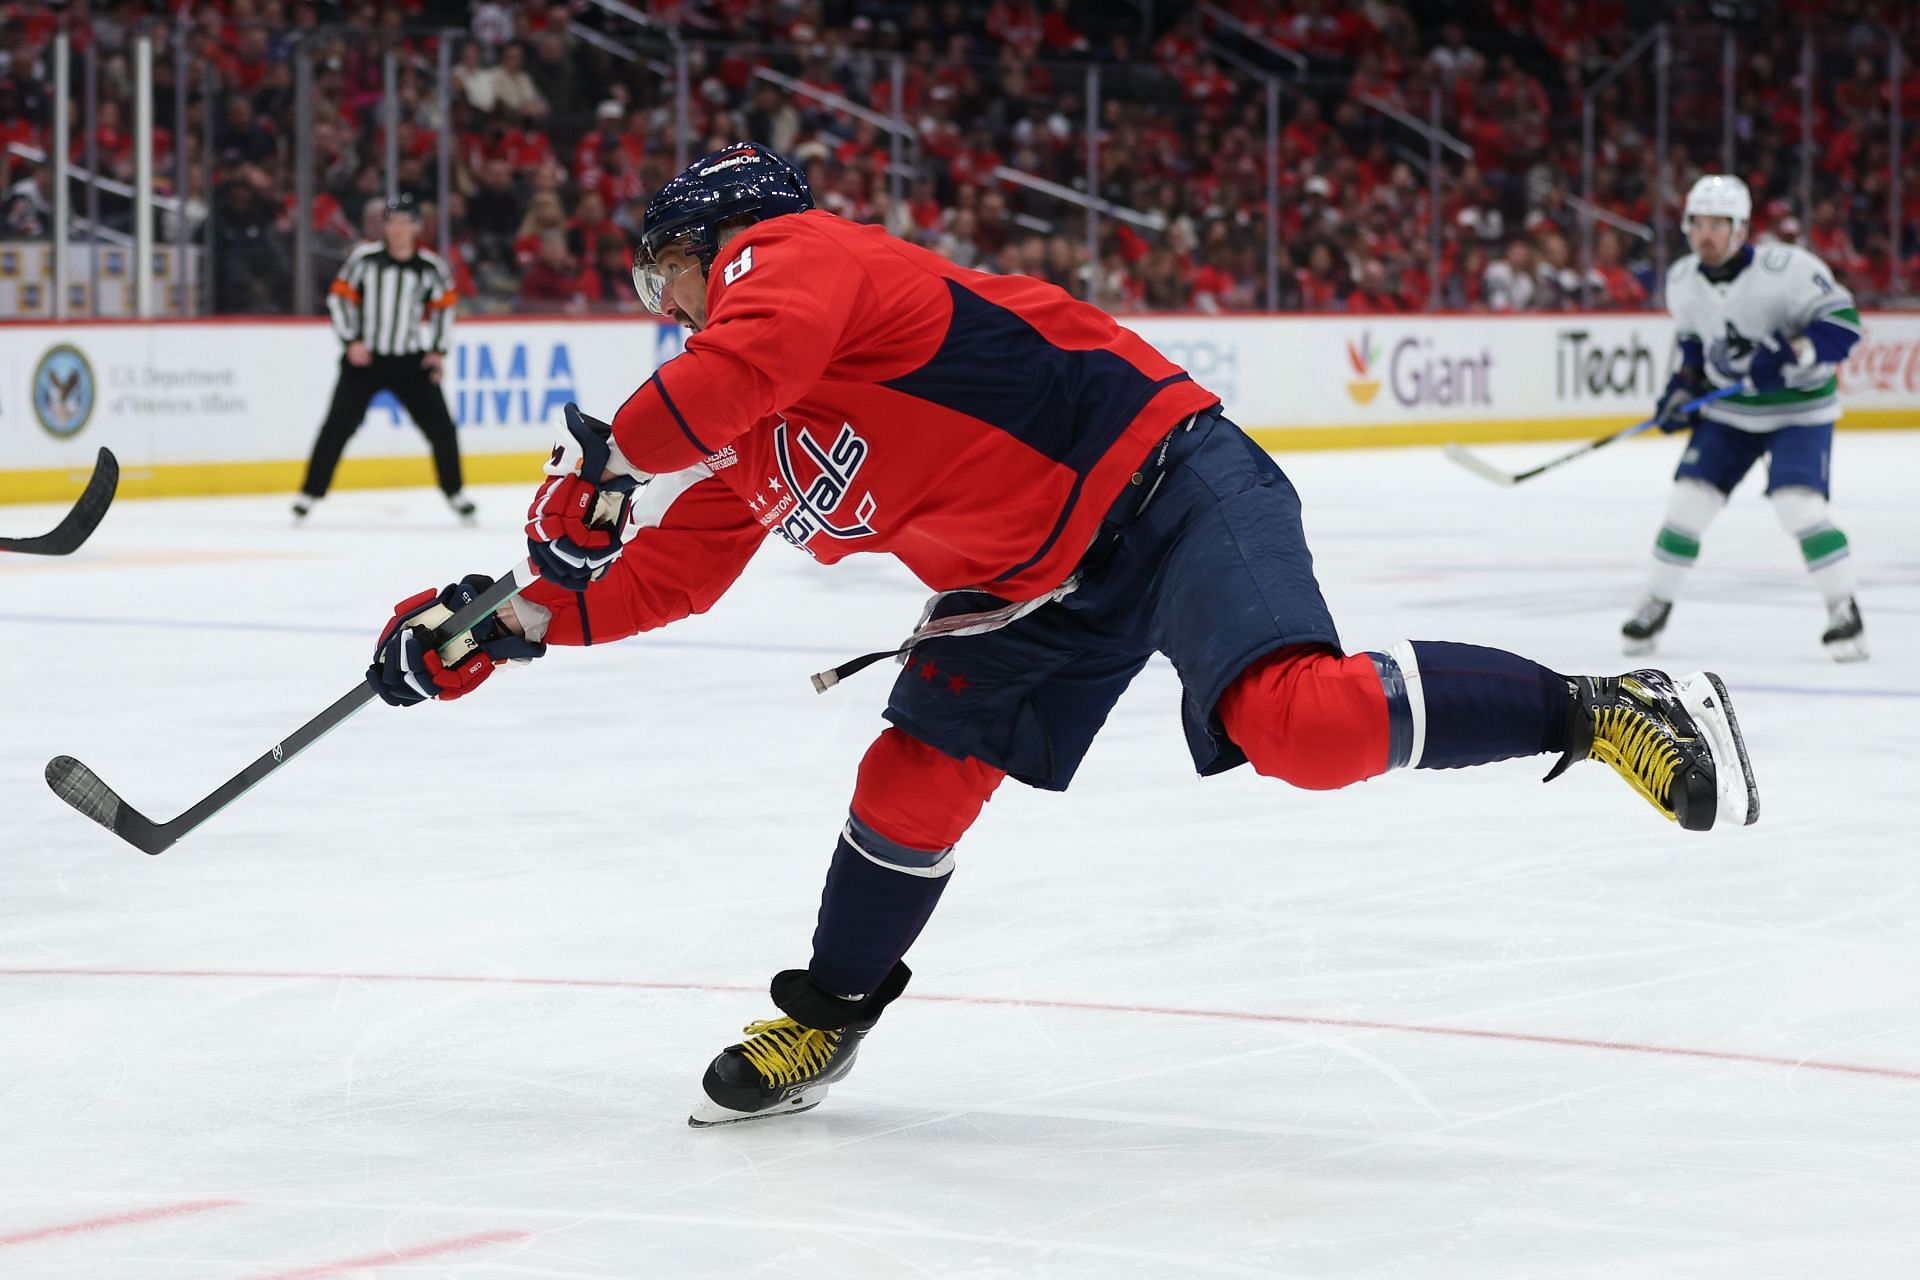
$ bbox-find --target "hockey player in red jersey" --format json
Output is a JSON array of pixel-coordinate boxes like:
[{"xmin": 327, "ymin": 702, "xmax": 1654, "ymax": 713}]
[{"xmin": 368, "ymin": 144, "xmax": 1760, "ymax": 1126}]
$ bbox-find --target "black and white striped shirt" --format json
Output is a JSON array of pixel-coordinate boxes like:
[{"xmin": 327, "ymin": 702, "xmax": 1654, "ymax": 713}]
[{"xmin": 327, "ymin": 243, "xmax": 458, "ymax": 356}]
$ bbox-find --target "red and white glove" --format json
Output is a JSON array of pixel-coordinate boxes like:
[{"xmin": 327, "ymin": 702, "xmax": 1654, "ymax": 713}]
[
  {"xmin": 525, "ymin": 403, "xmax": 645, "ymax": 590},
  {"xmin": 366, "ymin": 575, "xmax": 544, "ymax": 707}
]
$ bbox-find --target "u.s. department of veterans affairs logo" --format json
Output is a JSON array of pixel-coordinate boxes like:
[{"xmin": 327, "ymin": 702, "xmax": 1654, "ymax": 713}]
[{"xmin": 33, "ymin": 344, "xmax": 95, "ymax": 438}]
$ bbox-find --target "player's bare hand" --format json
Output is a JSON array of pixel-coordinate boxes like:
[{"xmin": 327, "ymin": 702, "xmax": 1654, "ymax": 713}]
[
  {"xmin": 346, "ymin": 341, "xmax": 372, "ymax": 367},
  {"xmin": 423, "ymin": 351, "xmax": 444, "ymax": 383}
]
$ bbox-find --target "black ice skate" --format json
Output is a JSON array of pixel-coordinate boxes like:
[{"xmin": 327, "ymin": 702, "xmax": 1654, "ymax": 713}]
[
  {"xmin": 1546, "ymin": 669, "xmax": 1758, "ymax": 830},
  {"xmin": 1620, "ymin": 597, "xmax": 1672, "ymax": 657},
  {"xmin": 689, "ymin": 963, "xmax": 909, "ymax": 1127},
  {"xmin": 1821, "ymin": 597, "xmax": 1868, "ymax": 663},
  {"xmin": 446, "ymin": 491, "xmax": 479, "ymax": 524}
]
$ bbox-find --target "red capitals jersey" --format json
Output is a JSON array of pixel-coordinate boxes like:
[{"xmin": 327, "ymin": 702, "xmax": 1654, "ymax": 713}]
[{"xmin": 519, "ymin": 211, "xmax": 1217, "ymax": 645}]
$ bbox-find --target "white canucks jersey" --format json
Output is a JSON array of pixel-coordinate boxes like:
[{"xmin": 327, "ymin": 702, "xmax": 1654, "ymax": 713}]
[{"xmin": 1666, "ymin": 243, "xmax": 1860, "ymax": 431}]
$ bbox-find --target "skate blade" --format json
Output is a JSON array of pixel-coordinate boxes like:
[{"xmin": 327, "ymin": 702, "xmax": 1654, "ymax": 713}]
[
  {"xmin": 1824, "ymin": 637, "xmax": 1869, "ymax": 663},
  {"xmin": 1679, "ymin": 671, "xmax": 1759, "ymax": 828},
  {"xmin": 688, "ymin": 1087, "xmax": 828, "ymax": 1128},
  {"xmin": 1622, "ymin": 636, "xmax": 1658, "ymax": 657}
]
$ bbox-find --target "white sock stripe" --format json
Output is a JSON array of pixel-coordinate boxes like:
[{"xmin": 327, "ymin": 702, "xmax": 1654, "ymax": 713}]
[
  {"xmin": 1388, "ymin": 639, "xmax": 1427, "ymax": 769},
  {"xmin": 842, "ymin": 822, "xmax": 956, "ymax": 879}
]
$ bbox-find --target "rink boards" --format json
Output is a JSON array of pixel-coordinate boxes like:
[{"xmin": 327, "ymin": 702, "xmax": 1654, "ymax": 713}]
[{"xmin": 3, "ymin": 310, "xmax": 1918, "ymax": 502}]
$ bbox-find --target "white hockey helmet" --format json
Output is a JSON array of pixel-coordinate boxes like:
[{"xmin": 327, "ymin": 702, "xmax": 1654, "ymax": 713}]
[{"xmin": 1683, "ymin": 174, "xmax": 1752, "ymax": 226}]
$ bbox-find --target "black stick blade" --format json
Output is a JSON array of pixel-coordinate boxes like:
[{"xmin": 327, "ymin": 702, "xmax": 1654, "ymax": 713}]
[
  {"xmin": 45, "ymin": 755, "xmax": 174, "ymax": 855},
  {"xmin": 0, "ymin": 448, "xmax": 120, "ymax": 555}
]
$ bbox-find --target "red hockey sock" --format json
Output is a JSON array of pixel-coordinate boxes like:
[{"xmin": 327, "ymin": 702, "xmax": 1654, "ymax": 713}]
[
  {"xmin": 850, "ymin": 727, "xmax": 1006, "ymax": 851},
  {"xmin": 1216, "ymin": 645, "xmax": 1392, "ymax": 790}
]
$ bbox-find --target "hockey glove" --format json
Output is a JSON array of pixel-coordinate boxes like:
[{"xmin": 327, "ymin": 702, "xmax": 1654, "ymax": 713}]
[
  {"xmin": 526, "ymin": 402, "xmax": 642, "ymax": 591},
  {"xmin": 1655, "ymin": 366, "xmax": 1708, "ymax": 434},
  {"xmin": 1742, "ymin": 332, "xmax": 1800, "ymax": 393},
  {"xmin": 367, "ymin": 574, "xmax": 546, "ymax": 707}
]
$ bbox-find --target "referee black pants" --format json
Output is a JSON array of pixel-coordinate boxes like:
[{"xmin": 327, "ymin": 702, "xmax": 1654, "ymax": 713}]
[{"xmin": 299, "ymin": 354, "xmax": 464, "ymax": 499}]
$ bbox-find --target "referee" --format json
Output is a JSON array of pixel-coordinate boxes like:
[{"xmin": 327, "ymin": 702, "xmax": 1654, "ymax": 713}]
[{"xmin": 295, "ymin": 193, "xmax": 475, "ymax": 522}]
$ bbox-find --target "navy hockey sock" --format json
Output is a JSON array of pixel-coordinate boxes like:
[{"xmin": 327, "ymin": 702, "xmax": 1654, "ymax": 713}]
[
  {"xmin": 807, "ymin": 813, "xmax": 954, "ymax": 998},
  {"xmin": 1383, "ymin": 640, "xmax": 1572, "ymax": 770}
]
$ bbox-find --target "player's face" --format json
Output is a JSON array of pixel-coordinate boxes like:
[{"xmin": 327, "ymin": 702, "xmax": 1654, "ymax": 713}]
[
  {"xmin": 637, "ymin": 241, "xmax": 708, "ymax": 331},
  {"xmin": 1685, "ymin": 215, "xmax": 1743, "ymax": 266}
]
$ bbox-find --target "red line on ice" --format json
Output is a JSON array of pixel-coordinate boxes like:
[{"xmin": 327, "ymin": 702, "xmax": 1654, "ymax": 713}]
[
  {"xmin": 5, "ymin": 966, "xmax": 1917, "ymax": 1083},
  {"xmin": 247, "ymin": 1228, "xmax": 530, "ymax": 1279},
  {"xmin": 0, "ymin": 1198, "xmax": 238, "ymax": 1247}
]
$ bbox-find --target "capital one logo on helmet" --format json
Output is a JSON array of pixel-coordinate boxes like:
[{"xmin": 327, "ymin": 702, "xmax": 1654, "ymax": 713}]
[
  {"xmin": 755, "ymin": 420, "xmax": 878, "ymax": 554},
  {"xmin": 700, "ymin": 151, "xmax": 762, "ymax": 177}
]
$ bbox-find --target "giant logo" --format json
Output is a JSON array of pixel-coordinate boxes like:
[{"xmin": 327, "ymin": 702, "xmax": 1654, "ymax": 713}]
[
  {"xmin": 32, "ymin": 344, "xmax": 95, "ymax": 438},
  {"xmin": 1344, "ymin": 333, "xmax": 1382, "ymax": 404},
  {"xmin": 1346, "ymin": 331, "xmax": 1492, "ymax": 408},
  {"xmin": 752, "ymin": 420, "xmax": 878, "ymax": 554}
]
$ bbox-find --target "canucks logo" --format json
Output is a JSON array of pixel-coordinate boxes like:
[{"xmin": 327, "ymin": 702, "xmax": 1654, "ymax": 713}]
[
  {"xmin": 1344, "ymin": 332, "xmax": 1382, "ymax": 405},
  {"xmin": 33, "ymin": 344, "xmax": 95, "ymax": 438}
]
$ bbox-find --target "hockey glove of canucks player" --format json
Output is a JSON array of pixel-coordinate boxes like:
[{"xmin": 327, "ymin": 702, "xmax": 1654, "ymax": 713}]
[
  {"xmin": 526, "ymin": 402, "xmax": 644, "ymax": 591},
  {"xmin": 1655, "ymin": 365, "xmax": 1708, "ymax": 433},
  {"xmin": 1740, "ymin": 332, "xmax": 1801, "ymax": 393},
  {"xmin": 368, "ymin": 574, "xmax": 545, "ymax": 707}
]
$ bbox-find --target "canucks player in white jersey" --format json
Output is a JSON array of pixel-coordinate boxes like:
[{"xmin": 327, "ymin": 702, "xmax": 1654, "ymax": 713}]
[{"xmin": 1622, "ymin": 174, "xmax": 1867, "ymax": 661}]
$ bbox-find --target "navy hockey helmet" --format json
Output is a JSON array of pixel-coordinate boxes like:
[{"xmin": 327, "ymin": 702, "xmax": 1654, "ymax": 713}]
[{"xmin": 632, "ymin": 141, "xmax": 814, "ymax": 313}]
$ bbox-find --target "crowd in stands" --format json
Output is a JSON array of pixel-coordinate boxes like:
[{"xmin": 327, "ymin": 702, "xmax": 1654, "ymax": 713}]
[{"xmin": 2, "ymin": 0, "xmax": 1917, "ymax": 317}]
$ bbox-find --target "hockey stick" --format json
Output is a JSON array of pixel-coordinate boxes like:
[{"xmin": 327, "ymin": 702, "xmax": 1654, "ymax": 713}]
[
  {"xmin": 1443, "ymin": 385, "xmax": 1746, "ymax": 487},
  {"xmin": 0, "ymin": 448, "xmax": 119, "ymax": 555},
  {"xmin": 45, "ymin": 562, "xmax": 533, "ymax": 856}
]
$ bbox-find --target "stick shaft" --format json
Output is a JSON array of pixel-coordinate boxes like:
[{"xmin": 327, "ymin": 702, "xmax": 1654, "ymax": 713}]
[
  {"xmin": 160, "ymin": 566, "xmax": 531, "ymax": 840},
  {"xmin": 1447, "ymin": 385, "xmax": 1745, "ymax": 487},
  {"xmin": 48, "ymin": 564, "xmax": 532, "ymax": 854}
]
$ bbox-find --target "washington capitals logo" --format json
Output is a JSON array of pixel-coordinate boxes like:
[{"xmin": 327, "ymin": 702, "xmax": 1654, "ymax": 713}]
[{"xmin": 755, "ymin": 420, "xmax": 878, "ymax": 554}]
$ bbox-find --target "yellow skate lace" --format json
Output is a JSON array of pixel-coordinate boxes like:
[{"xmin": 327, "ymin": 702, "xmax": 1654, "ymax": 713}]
[
  {"xmin": 735, "ymin": 1018, "xmax": 843, "ymax": 1087},
  {"xmin": 1589, "ymin": 702, "xmax": 1683, "ymax": 821}
]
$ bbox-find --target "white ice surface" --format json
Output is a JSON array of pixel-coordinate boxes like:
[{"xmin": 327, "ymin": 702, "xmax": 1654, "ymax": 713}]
[{"xmin": 1, "ymin": 433, "xmax": 1916, "ymax": 1279}]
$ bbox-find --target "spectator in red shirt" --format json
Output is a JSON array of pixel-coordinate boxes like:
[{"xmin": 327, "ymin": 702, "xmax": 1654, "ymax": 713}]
[
  {"xmin": 1041, "ymin": 0, "xmax": 1089, "ymax": 55},
  {"xmin": 514, "ymin": 191, "xmax": 570, "ymax": 269},
  {"xmin": 985, "ymin": 0, "xmax": 1043, "ymax": 57},
  {"xmin": 1297, "ymin": 240, "xmax": 1345, "ymax": 309},
  {"xmin": 1345, "ymin": 257, "xmax": 1402, "ymax": 313},
  {"xmin": 1282, "ymin": 98, "xmax": 1330, "ymax": 161},
  {"xmin": 1808, "ymin": 198, "xmax": 1866, "ymax": 278},
  {"xmin": 1591, "ymin": 229, "xmax": 1647, "ymax": 308},
  {"xmin": 589, "ymin": 230, "xmax": 637, "ymax": 307},
  {"xmin": 519, "ymin": 231, "xmax": 599, "ymax": 309},
  {"xmin": 566, "ymin": 190, "xmax": 626, "ymax": 262}
]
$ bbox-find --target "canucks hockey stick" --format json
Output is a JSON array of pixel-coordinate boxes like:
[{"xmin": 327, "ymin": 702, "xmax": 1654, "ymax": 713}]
[
  {"xmin": 0, "ymin": 448, "xmax": 119, "ymax": 555},
  {"xmin": 1442, "ymin": 385, "xmax": 1746, "ymax": 488},
  {"xmin": 46, "ymin": 562, "xmax": 532, "ymax": 856}
]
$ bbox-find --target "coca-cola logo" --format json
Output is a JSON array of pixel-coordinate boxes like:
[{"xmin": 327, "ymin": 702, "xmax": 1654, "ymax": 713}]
[{"xmin": 1840, "ymin": 339, "xmax": 1920, "ymax": 394}]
